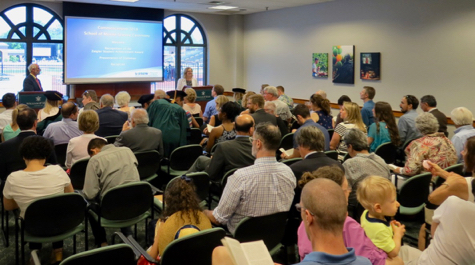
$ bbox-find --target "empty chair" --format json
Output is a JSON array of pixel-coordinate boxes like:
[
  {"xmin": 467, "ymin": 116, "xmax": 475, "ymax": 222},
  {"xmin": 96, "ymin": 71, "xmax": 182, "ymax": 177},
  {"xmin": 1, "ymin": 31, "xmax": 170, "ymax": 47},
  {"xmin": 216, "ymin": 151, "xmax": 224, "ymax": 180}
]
[
  {"xmin": 276, "ymin": 132, "xmax": 294, "ymax": 159},
  {"xmin": 188, "ymin": 127, "xmax": 202, "ymax": 145},
  {"xmin": 69, "ymin": 158, "xmax": 89, "ymax": 190},
  {"xmin": 374, "ymin": 142, "xmax": 397, "ymax": 164},
  {"xmin": 54, "ymin": 143, "xmax": 68, "ymax": 168},
  {"xmin": 398, "ymin": 172, "xmax": 432, "ymax": 216},
  {"xmin": 135, "ymin": 150, "xmax": 161, "ymax": 182},
  {"xmin": 160, "ymin": 144, "xmax": 202, "ymax": 178}
]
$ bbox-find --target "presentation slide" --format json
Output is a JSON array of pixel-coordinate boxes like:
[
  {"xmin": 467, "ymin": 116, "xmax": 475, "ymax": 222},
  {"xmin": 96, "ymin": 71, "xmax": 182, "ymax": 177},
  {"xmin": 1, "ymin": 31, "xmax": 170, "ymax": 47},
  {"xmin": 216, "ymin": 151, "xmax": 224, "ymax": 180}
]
[{"xmin": 65, "ymin": 16, "xmax": 163, "ymax": 84}]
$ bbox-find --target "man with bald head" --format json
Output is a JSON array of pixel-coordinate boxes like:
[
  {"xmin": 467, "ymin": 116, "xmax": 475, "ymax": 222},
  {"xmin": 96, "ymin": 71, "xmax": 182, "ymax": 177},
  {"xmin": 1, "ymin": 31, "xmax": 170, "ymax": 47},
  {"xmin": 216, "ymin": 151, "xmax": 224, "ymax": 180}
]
[
  {"xmin": 43, "ymin": 102, "xmax": 82, "ymax": 145},
  {"xmin": 95, "ymin": 94, "xmax": 128, "ymax": 137},
  {"xmin": 114, "ymin": 109, "xmax": 164, "ymax": 157},
  {"xmin": 298, "ymin": 178, "xmax": 371, "ymax": 264},
  {"xmin": 23, "ymin": 63, "xmax": 43, "ymax": 91},
  {"xmin": 316, "ymin": 90, "xmax": 327, "ymax": 99},
  {"xmin": 187, "ymin": 114, "xmax": 255, "ymax": 181}
]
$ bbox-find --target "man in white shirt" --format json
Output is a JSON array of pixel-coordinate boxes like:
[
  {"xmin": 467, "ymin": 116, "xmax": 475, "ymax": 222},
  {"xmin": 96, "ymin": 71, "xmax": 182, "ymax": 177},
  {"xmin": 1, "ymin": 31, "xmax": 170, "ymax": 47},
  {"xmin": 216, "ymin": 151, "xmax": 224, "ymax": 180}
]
[
  {"xmin": 262, "ymin": 86, "xmax": 292, "ymax": 121},
  {"xmin": 0, "ymin": 93, "xmax": 16, "ymax": 134}
]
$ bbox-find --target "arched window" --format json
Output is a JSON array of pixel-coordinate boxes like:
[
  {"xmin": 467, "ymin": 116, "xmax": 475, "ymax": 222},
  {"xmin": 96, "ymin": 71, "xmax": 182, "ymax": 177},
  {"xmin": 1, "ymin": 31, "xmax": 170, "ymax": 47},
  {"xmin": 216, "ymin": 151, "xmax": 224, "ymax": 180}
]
[
  {"xmin": 0, "ymin": 4, "xmax": 65, "ymax": 95},
  {"xmin": 152, "ymin": 14, "xmax": 207, "ymax": 92}
]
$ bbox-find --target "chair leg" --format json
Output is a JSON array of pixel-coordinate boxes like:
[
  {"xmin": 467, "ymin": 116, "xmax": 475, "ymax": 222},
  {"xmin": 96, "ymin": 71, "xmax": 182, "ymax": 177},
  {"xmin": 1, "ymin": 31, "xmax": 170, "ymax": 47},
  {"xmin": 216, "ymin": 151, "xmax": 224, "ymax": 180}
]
[
  {"xmin": 20, "ymin": 226, "xmax": 24, "ymax": 265},
  {"xmin": 84, "ymin": 214, "xmax": 88, "ymax": 251},
  {"xmin": 15, "ymin": 218, "xmax": 19, "ymax": 265},
  {"xmin": 73, "ymin": 234, "xmax": 77, "ymax": 254},
  {"xmin": 5, "ymin": 210, "xmax": 9, "ymax": 247}
]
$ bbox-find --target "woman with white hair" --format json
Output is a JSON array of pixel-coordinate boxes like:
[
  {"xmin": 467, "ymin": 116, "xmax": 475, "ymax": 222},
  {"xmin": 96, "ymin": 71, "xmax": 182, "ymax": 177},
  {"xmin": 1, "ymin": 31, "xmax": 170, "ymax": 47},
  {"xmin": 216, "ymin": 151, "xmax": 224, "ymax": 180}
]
[
  {"xmin": 450, "ymin": 107, "xmax": 475, "ymax": 163},
  {"xmin": 183, "ymin": 88, "xmax": 202, "ymax": 117},
  {"xmin": 115, "ymin": 91, "xmax": 135, "ymax": 115},
  {"xmin": 176, "ymin": 67, "xmax": 198, "ymax": 90},
  {"xmin": 392, "ymin": 113, "xmax": 457, "ymax": 176}
]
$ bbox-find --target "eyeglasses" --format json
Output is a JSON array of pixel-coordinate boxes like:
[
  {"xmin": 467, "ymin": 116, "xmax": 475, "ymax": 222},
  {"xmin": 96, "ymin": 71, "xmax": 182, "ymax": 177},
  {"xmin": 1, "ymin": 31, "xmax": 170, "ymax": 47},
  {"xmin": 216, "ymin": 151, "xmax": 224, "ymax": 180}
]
[
  {"xmin": 249, "ymin": 137, "xmax": 253, "ymax": 143},
  {"xmin": 295, "ymin": 203, "xmax": 315, "ymax": 216}
]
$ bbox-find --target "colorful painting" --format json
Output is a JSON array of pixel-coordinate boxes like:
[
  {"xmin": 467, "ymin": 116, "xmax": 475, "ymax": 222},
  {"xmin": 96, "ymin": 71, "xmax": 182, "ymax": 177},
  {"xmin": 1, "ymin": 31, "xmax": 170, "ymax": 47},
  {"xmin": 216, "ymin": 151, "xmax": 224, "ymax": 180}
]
[
  {"xmin": 360, "ymin": 52, "xmax": 381, "ymax": 80},
  {"xmin": 332, "ymin": 45, "xmax": 355, "ymax": 84},
  {"xmin": 312, "ymin": 53, "xmax": 328, "ymax": 78}
]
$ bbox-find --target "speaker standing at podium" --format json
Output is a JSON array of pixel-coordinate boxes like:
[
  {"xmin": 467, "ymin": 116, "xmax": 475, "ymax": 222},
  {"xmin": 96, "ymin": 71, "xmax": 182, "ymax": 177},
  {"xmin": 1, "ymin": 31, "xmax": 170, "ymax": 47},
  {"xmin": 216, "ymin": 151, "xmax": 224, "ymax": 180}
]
[{"xmin": 23, "ymin": 63, "xmax": 43, "ymax": 92}]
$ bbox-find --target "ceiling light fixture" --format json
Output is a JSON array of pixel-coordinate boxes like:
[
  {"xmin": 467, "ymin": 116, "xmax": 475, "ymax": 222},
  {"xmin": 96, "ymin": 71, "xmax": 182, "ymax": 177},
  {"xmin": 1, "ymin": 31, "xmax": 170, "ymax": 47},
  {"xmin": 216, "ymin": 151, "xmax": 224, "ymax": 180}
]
[{"xmin": 208, "ymin": 5, "xmax": 238, "ymax": 10}]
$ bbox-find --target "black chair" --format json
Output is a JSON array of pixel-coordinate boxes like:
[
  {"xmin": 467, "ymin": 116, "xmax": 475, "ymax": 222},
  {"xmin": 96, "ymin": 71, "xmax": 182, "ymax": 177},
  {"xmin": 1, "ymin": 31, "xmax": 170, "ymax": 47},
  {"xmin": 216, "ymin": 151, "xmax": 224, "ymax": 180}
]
[
  {"xmin": 117, "ymin": 227, "xmax": 226, "ymax": 265},
  {"xmin": 324, "ymin": 150, "xmax": 338, "ymax": 161},
  {"xmin": 58, "ymin": 244, "xmax": 136, "ymax": 265},
  {"xmin": 397, "ymin": 172, "xmax": 432, "ymax": 217},
  {"xmin": 16, "ymin": 193, "xmax": 87, "ymax": 265},
  {"xmin": 195, "ymin": 117, "xmax": 204, "ymax": 128},
  {"xmin": 69, "ymin": 158, "xmax": 89, "ymax": 190},
  {"xmin": 281, "ymin": 157, "xmax": 302, "ymax": 167},
  {"xmin": 135, "ymin": 150, "xmax": 161, "ymax": 182},
  {"xmin": 54, "ymin": 143, "xmax": 68, "ymax": 168},
  {"xmin": 276, "ymin": 132, "xmax": 294, "ymax": 159},
  {"xmin": 434, "ymin": 163, "xmax": 464, "ymax": 188},
  {"xmin": 105, "ymin": 135, "xmax": 119, "ymax": 144},
  {"xmin": 88, "ymin": 182, "xmax": 154, "ymax": 243},
  {"xmin": 208, "ymin": 168, "xmax": 238, "ymax": 209},
  {"xmin": 188, "ymin": 127, "xmax": 202, "ymax": 145},
  {"xmin": 327, "ymin": 128, "xmax": 334, "ymax": 140},
  {"xmin": 233, "ymin": 211, "xmax": 288, "ymax": 254},
  {"xmin": 374, "ymin": 142, "xmax": 397, "ymax": 164},
  {"xmin": 160, "ymin": 144, "xmax": 203, "ymax": 179}
]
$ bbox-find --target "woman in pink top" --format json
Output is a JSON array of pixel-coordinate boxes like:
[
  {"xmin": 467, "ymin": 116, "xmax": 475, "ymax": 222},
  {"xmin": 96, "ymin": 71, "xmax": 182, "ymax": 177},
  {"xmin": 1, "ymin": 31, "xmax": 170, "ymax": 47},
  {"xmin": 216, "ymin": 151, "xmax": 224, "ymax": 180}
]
[{"xmin": 296, "ymin": 165, "xmax": 402, "ymax": 265}]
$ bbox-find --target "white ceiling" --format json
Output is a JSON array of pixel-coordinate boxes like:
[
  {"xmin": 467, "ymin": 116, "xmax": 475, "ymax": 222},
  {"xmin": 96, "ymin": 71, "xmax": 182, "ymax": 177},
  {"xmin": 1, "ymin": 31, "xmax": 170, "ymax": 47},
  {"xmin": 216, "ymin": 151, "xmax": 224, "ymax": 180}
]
[{"xmin": 48, "ymin": 0, "xmax": 333, "ymax": 15}]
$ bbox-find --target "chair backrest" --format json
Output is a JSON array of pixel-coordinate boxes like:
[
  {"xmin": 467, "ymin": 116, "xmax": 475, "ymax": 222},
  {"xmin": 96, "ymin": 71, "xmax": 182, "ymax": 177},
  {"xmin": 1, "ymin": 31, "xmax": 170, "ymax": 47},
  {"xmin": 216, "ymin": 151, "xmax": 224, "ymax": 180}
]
[
  {"xmin": 280, "ymin": 133, "xmax": 294, "ymax": 150},
  {"xmin": 24, "ymin": 193, "xmax": 86, "ymax": 237},
  {"xmin": 221, "ymin": 168, "xmax": 238, "ymax": 188},
  {"xmin": 59, "ymin": 244, "xmax": 136, "ymax": 265},
  {"xmin": 55, "ymin": 143, "xmax": 68, "ymax": 167},
  {"xmin": 186, "ymin": 172, "xmax": 210, "ymax": 202},
  {"xmin": 233, "ymin": 211, "xmax": 288, "ymax": 252},
  {"xmin": 282, "ymin": 158, "xmax": 302, "ymax": 167},
  {"xmin": 398, "ymin": 172, "xmax": 432, "ymax": 208},
  {"xmin": 327, "ymin": 129, "xmax": 334, "ymax": 140},
  {"xmin": 188, "ymin": 128, "xmax": 202, "ymax": 145},
  {"xmin": 444, "ymin": 163, "xmax": 464, "ymax": 175},
  {"xmin": 135, "ymin": 150, "xmax": 161, "ymax": 181},
  {"xmin": 105, "ymin": 135, "xmax": 119, "ymax": 144},
  {"xmin": 343, "ymin": 152, "xmax": 351, "ymax": 162},
  {"xmin": 194, "ymin": 117, "xmax": 204, "ymax": 127},
  {"xmin": 324, "ymin": 150, "xmax": 338, "ymax": 161},
  {"xmin": 101, "ymin": 182, "xmax": 153, "ymax": 221},
  {"xmin": 160, "ymin": 228, "xmax": 226, "ymax": 265},
  {"xmin": 169, "ymin": 144, "xmax": 203, "ymax": 171},
  {"xmin": 69, "ymin": 158, "xmax": 90, "ymax": 190},
  {"xmin": 374, "ymin": 142, "xmax": 397, "ymax": 164}
]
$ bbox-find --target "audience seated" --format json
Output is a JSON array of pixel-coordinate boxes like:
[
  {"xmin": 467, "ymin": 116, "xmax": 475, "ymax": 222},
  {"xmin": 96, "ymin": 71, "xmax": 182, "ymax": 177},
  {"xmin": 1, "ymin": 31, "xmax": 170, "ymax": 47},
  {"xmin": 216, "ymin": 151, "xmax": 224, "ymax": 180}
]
[
  {"xmin": 241, "ymin": 91, "xmax": 256, "ymax": 110},
  {"xmin": 66, "ymin": 110, "xmax": 103, "ymax": 168},
  {"xmin": 83, "ymin": 138, "xmax": 140, "ymax": 247},
  {"xmin": 309, "ymin": 94, "xmax": 333, "ymax": 129},
  {"xmin": 3, "ymin": 135, "xmax": 73, "ymax": 263},
  {"xmin": 297, "ymin": 166, "xmax": 400, "ymax": 265},
  {"xmin": 183, "ymin": 88, "xmax": 203, "ymax": 117},
  {"xmin": 282, "ymin": 104, "xmax": 330, "ymax": 160},
  {"xmin": 187, "ymin": 114, "xmax": 255, "ymax": 181},
  {"xmin": 203, "ymin": 84, "xmax": 224, "ymax": 123},
  {"xmin": 262, "ymin": 86, "xmax": 292, "ymax": 121},
  {"xmin": 357, "ymin": 176, "xmax": 421, "ymax": 263},
  {"xmin": 330, "ymin": 102, "xmax": 366, "ymax": 158},
  {"xmin": 420, "ymin": 95, "xmax": 448, "ymax": 137},
  {"xmin": 137, "ymin": 94, "xmax": 154, "ymax": 110},
  {"xmin": 276, "ymin": 85, "xmax": 293, "ymax": 111},
  {"xmin": 360, "ymin": 86, "xmax": 375, "ymax": 127},
  {"xmin": 115, "ymin": 91, "xmax": 135, "ymax": 116},
  {"xmin": 450, "ymin": 107, "xmax": 475, "ymax": 163},
  {"xmin": 78, "ymin": 90, "xmax": 100, "ymax": 117},
  {"xmin": 247, "ymin": 94, "xmax": 278, "ymax": 128},
  {"xmin": 95, "ymin": 94, "xmax": 128, "ymax": 137},
  {"xmin": 38, "ymin": 91, "xmax": 62, "ymax": 122},
  {"xmin": 148, "ymin": 176, "xmax": 211, "ymax": 259},
  {"xmin": 204, "ymin": 123, "xmax": 295, "ymax": 234},
  {"xmin": 397, "ymin": 95, "xmax": 422, "ymax": 145},
  {"xmin": 334, "ymin": 95, "xmax": 352, "ymax": 127},
  {"xmin": 392, "ymin": 113, "xmax": 457, "ymax": 176},
  {"xmin": 208, "ymin": 95, "xmax": 229, "ymax": 127},
  {"xmin": 1, "ymin": 104, "xmax": 28, "ymax": 142},
  {"xmin": 114, "ymin": 109, "xmax": 164, "ymax": 156},
  {"xmin": 43, "ymin": 102, "xmax": 82, "ymax": 145},
  {"xmin": 0, "ymin": 107, "xmax": 57, "ymax": 181},
  {"xmin": 0, "ymin": 93, "xmax": 16, "ymax": 134},
  {"xmin": 147, "ymin": 90, "xmax": 188, "ymax": 157},
  {"xmin": 205, "ymin": 101, "xmax": 240, "ymax": 153},
  {"xmin": 368, "ymin": 102, "xmax": 400, "ymax": 152},
  {"xmin": 263, "ymin": 101, "xmax": 288, "ymax": 138}
]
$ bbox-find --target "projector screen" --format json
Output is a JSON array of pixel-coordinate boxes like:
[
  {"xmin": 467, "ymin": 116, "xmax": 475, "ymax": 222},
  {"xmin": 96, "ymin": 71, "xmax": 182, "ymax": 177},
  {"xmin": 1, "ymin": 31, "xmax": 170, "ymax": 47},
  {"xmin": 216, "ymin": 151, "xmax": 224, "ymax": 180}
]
[{"xmin": 64, "ymin": 16, "xmax": 163, "ymax": 84}]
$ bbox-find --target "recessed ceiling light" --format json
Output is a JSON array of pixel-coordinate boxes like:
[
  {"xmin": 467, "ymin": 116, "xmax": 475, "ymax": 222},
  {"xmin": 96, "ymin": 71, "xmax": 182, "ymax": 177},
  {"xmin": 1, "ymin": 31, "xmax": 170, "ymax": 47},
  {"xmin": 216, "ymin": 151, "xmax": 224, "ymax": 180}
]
[
  {"xmin": 208, "ymin": 5, "xmax": 238, "ymax": 10},
  {"xmin": 110, "ymin": 0, "xmax": 139, "ymax": 2}
]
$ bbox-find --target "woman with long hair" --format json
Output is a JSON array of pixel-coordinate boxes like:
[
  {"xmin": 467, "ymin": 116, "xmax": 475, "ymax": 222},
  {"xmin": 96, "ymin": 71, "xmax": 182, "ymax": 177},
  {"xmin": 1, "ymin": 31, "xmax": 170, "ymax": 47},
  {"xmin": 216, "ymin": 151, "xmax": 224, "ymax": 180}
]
[
  {"xmin": 367, "ymin": 101, "xmax": 400, "ymax": 152},
  {"xmin": 148, "ymin": 176, "xmax": 211, "ymax": 259},
  {"xmin": 330, "ymin": 102, "xmax": 366, "ymax": 156},
  {"xmin": 2, "ymin": 104, "xmax": 28, "ymax": 142},
  {"xmin": 208, "ymin": 95, "xmax": 230, "ymax": 127},
  {"xmin": 309, "ymin": 94, "xmax": 333, "ymax": 129},
  {"xmin": 206, "ymin": 101, "xmax": 240, "ymax": 153}
]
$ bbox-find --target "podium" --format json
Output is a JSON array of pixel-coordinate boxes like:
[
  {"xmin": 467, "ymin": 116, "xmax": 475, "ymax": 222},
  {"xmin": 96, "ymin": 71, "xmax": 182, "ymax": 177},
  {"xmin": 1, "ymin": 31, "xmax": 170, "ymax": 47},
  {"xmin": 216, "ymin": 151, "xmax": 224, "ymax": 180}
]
[
  {"xmin": 192, "ymin": 86, "xmax": 214, "ymax": 110},
  {"xmin": 18, "ymin": 92, "xmax": 46, "ymax": 110}
]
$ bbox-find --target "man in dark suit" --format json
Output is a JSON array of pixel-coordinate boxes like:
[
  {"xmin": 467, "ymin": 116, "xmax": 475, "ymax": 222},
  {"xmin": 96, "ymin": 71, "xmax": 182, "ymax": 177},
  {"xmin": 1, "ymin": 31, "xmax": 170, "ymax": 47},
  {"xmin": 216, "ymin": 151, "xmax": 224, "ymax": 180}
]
[
  {"xmin": 95, "ymin": 94, "xmax": 128, "ymax": 137},
  {"xmin": 290, "ymin": 126, "xmax": 343, "ymax": 181},
  {"xmin": 0, "ymin": 107, "xmax": 56, "ymax": 181},
  {"xmin": 420, "ymin": 95, "xmax": 448, "ymax": 136},
  {"xmin": 23, "ymin": 63, "xmax": 43, "ymax": 91},
  {"xmin": 248, "ymin": 94, "xmax": 278, "ymax": 127},
  {"xmin": 114, "ymin": 109, "xmax": 164, "ymax": 157},
  {"xmin": 187, "ymin": 114, "xmax": 255, "ymax": 181}
]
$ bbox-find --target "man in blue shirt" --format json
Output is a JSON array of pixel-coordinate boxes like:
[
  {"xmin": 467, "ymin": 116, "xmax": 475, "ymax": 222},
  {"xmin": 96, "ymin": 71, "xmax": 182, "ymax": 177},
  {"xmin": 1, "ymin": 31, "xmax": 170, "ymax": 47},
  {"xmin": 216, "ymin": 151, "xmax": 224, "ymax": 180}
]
[
  {"xmin": 203, "ymin": 84, "xmax": 224, "ymax": 123},
  {"xmin": 360, "ymin": 86, "xmax": 375, "ymax": 127},
  {"xmin": 43, "ymin": 102, "xmax": 82, "ymax": 145},
  {"xmin": 398, "ymin": 95, "xmax": 422, "ymax": 145}
]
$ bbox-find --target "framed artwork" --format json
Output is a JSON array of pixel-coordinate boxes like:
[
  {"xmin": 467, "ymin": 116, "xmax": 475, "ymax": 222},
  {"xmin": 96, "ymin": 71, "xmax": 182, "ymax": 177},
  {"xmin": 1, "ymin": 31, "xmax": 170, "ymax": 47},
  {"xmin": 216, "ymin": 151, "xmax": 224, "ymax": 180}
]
[
  {"xmin": 332, "ymin": 45, "xmax": 355, "ymax": 84},
  {"xmin": 360, "ymin": 52, "xmax": 381, "ymax": 80},
  {"xmin": 312, "ymin": 53, "xmax": 328, "ymax": 78}
]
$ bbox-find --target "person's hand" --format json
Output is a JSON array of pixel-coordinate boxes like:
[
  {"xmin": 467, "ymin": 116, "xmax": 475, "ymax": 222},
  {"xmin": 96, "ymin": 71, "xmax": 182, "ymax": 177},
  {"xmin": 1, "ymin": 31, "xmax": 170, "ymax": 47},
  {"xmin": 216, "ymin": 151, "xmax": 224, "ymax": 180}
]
[
  {"xmin": 122, "ymin": 120, "xmax": 131, "ymax": 131},
  {"xmin": 203, "ymin": 127, "xmax": 210, "ymax": 136},
  {"xmin": 391, "ymin": 220, "xmax": 406, "ymax": 237},
  {"xmin": 280, "ymin": 152, "xmax": 288, "ymax": 160},
  {"xmin": 427, "ymin": 161, "xmax": 446, "ymax": 178}
]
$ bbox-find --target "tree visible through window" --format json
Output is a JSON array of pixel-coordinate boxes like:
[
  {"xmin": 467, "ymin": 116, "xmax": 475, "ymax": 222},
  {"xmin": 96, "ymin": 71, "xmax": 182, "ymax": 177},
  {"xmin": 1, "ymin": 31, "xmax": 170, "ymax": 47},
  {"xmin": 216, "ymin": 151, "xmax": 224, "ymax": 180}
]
[
  {"xmin": 152, "ymin": 14, "xmax": 207, "ymax": 92},
  {"xmin": 0, "ymin": 4, "xmax": 65, "ymax": 96}
]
